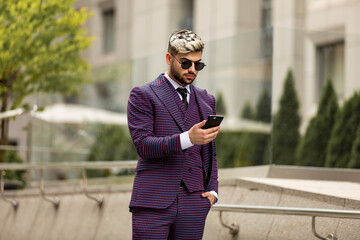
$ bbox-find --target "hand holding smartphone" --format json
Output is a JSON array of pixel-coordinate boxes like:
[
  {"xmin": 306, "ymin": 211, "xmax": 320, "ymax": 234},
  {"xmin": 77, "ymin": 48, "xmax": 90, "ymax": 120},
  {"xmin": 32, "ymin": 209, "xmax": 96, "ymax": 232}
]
[{"xmin": 202, "ymin": 115, "xmax": 224, "ymax": 129}]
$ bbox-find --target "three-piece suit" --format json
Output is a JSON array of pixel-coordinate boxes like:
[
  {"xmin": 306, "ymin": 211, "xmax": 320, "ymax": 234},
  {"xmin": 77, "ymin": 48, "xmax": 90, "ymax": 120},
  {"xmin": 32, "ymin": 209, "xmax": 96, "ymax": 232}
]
[{"xmin": 127, "ymin": 73, "xmax": 218, "ymax": 239}]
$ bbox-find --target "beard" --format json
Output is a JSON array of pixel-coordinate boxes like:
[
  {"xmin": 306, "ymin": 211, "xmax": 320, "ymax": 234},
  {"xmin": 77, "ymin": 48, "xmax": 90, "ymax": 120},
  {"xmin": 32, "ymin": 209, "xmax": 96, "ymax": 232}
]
[{"xmin": 170, "ymin": 63, "xmax": 197, "ymax": 86}]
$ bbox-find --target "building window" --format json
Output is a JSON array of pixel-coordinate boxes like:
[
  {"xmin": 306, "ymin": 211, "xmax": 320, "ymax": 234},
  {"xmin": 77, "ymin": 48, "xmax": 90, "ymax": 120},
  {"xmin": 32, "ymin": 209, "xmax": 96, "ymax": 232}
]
[
  {"xmin": 317, "ymin": 41, "xmax": 344, "ymax": 100},
  {"xmin": 103, "ymin": 8, "xmax": 115, "ymax": 53},
  {"xmin": 261, "ymin": 0, "xmax": 272, "ymax": 58},
  {"xmin": 178, "ymin": 0, "xmax": 194, "ymax": 30}
]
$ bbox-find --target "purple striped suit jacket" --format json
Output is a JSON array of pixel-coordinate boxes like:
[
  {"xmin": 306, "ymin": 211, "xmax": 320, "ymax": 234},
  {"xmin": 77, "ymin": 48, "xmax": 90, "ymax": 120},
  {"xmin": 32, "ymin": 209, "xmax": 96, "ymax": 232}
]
[{"xmin": 127, "ymin": 74, "xmax": 218, "ymax": 209}]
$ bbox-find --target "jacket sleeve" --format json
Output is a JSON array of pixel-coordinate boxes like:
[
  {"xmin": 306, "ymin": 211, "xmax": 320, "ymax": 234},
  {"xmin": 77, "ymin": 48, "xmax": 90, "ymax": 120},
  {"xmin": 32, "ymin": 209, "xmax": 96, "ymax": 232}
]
[
  {"xmin": 206, "ymin": 141, "xmax": 219, "ymax": 193},
  {"xmin": 206, "ymin": 93, "xmax": 219, "ymax": 194},
  {"xmin": 127, "ymin": 86, "xmax": 183, "ymax": 159}
]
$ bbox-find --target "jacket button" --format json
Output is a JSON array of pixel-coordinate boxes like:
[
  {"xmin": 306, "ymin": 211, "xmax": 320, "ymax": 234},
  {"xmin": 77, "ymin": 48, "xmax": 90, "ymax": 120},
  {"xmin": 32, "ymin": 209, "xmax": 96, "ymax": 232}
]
[{"xmin": 188, "ymin": 168, "xmax": 192, "ymax": 173}]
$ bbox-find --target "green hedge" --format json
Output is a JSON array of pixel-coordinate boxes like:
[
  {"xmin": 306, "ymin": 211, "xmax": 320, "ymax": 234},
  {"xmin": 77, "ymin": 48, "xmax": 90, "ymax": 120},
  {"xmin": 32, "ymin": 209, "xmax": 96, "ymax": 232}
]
[
  {"xmin": 86, "ymin": 124, "xmax": 137, "ymax": 177},
  {"xmin": 325, "ymin": 92, "xmax": 360, "ymax": 168},
  {"xmin": 296, "ymin": 80, "xmax": 338, "ymax": 166},
  {"xmin": 349, "ymin": 125, "xmax": 360, "ymax": 168},
  {"xmin": 4, "ymin": 150, "xmax": 26, "ymax": 188},
  {"xmin": 216, "ymin": 131, "xmax": 270, "ymax": 168}
]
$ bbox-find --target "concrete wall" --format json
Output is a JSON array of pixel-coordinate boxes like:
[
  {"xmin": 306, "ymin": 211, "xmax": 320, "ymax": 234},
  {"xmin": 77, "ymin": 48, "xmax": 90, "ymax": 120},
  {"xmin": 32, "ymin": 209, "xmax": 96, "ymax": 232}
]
[
  {"xmin": 2, "ymin": 167, "xmax": 360, "ymax": 240},
  {"xmin": 0, "ymin": 184, "xmax": 133, "ymax": 240}
]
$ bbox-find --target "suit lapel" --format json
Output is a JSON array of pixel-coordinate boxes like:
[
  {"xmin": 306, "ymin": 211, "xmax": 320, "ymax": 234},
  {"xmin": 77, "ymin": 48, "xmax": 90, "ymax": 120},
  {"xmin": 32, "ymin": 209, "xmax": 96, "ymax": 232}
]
[{"xmin": 150, "ymin": 74, "xmax": 186, "ymax": 131}]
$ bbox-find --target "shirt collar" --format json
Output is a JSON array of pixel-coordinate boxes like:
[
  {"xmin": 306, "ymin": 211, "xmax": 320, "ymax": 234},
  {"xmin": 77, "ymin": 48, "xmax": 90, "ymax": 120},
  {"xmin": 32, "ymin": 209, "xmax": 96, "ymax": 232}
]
[{"xmin": 164, "ymin": 72, "xmax": 191, "ymax": 93}]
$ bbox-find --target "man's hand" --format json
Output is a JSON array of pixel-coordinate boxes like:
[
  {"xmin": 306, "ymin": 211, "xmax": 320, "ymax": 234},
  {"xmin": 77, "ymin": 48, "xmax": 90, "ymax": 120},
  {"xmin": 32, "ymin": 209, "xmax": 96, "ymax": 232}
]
[
  {"xmin": 201, "ymin": 192, "xmax": 216, "ymax": 206},
  {"xmin": 188, "ymin": 120, "xmax": 220, "ymax": 145}
]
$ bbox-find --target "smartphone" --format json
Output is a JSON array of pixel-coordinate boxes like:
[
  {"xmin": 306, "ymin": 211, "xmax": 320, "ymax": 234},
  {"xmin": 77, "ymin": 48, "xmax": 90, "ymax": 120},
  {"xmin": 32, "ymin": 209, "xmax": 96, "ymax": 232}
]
[{"xmin": 202, "ymin": 115, "xmax": 224, "ymax": 129}]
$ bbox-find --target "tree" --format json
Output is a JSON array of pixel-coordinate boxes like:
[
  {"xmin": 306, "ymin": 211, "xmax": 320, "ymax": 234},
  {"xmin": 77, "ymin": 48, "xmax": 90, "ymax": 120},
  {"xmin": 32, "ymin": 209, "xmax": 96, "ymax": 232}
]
[
  {"xmin": 272, "ymin": 69, "xmax": 301, "ymax": 165},
  {"xmin": 241, "ymin": 101, "xmax": 255, "ymax": 120},
  {"xmin": 296, "ymin": 80, "xmax": 338, "ymax": 166},
  {"xmin": 217, "ymin": 88, "xmax": 272, "ymax": 167},
  {"xmin": 215, "ymin": 131, "xmax": 252, "ymax": 168},
  {"xmin": 349, "ymin": 125, "xmax": 360, "ymax": 168},
  {"xmin": 326, "ymin": 92, "xmax": 360, "ymax": 168},
  {"xmin": 256, "ymin": 88, "xmax": 271, "ymax": 123},
  {"xmin": 4, "ymin": 150, "xmax": 26, "ymax": 188},
  {"xmin": 87, "ymin": 124, "xmax": 138, "ymax": 177},
  {"xmin": 0, "ymin": 0, "xmax": 93, "ymax": 162},
  {"xmin": 247, "ymin": 88, "xmax": 272, "ymax": 165},
  {"xmin": 215, "ymin": 92, "xmax": 226, "ymax": 115}
]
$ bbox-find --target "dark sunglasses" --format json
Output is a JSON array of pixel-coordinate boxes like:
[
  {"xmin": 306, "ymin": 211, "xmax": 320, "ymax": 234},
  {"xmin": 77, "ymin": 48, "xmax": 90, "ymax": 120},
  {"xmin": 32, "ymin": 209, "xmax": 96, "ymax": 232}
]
[{"xmin": 172, "ymin": 55, "xmax": 206, "ymax": 71}]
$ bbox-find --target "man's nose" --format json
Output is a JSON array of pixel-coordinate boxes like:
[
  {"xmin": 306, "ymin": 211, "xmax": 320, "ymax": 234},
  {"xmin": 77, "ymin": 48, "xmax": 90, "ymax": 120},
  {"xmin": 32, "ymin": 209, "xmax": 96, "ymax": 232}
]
[{"xmin": 188, "ymin": 62, "xmax": 196, "ymax": 72}]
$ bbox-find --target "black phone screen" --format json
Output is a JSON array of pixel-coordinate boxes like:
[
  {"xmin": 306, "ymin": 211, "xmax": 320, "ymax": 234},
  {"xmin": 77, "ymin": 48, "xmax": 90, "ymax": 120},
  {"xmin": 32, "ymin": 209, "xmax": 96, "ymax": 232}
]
[{"xmin": 202, "ymin": 115, "xmax": 224, "ymax": 129}]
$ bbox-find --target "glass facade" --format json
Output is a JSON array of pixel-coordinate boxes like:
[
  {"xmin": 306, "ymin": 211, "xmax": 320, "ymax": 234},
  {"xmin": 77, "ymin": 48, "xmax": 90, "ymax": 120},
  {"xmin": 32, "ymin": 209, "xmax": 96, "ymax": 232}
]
[
  {"xmin": 24, "ymin": 27, "xmax": 360, "ymax": 176},
  {"xmin": 6, "ymin": 1, "xmax": 360, "ymax": 183}
]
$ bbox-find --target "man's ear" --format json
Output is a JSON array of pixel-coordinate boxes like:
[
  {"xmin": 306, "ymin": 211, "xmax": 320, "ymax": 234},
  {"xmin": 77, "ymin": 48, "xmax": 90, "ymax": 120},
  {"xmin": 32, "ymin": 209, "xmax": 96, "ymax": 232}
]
[{"xmin": 166, "ymin": 52, "xmax": 172, "ymax": 65}]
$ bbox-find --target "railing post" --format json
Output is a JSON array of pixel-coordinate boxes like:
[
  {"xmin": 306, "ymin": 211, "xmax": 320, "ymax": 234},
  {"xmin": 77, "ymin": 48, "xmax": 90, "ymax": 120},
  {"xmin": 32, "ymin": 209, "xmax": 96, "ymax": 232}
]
[
  {"xmin": 82, "ymin": 168, "xmax": 104, "ymax": 207},
  {"xmin": 0, "ymin": 170, "xmax": 19, "ymax": 210},
  {"xmin": 39, "ymin": 169, "xmax": 60, "ymax": 209},
  {"xmin": 218, "ymin": 211, "xmax": 239, "ymax": 236},
  {"xmin": 311, "ymin": 216, "xmax": 337, "ymax": 240}
]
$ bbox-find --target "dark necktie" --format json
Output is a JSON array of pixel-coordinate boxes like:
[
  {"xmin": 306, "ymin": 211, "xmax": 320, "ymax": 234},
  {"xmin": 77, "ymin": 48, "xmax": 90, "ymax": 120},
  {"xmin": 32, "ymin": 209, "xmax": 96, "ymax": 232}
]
[{"xmin": 177, "ymin": 88, "xmax": 188, "ymax": 109}]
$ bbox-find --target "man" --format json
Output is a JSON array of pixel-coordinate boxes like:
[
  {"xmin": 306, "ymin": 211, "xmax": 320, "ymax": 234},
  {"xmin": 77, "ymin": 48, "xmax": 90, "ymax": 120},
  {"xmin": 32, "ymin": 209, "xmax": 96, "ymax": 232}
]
[{"xmin": 127, "ymin": 29, "xmax": 220, "ymax": 239}]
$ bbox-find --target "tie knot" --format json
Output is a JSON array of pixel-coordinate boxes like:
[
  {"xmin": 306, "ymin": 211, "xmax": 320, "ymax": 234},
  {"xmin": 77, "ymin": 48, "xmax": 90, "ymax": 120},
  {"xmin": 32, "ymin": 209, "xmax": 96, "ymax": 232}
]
[
  {"xmin": 177, "ymin": 88, "xmax": 188, "ymax": 109},
  {"xmin": 177, "ymin": 87, "xmax": 187, "ymax": 97}
]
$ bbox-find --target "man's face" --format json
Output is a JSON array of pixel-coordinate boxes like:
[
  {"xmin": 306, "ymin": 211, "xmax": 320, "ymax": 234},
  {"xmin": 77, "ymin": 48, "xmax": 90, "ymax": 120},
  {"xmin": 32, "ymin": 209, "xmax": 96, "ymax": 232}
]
[{"xmin": 167, "ymin": 51, "xmax": 202, "ymax": 87}]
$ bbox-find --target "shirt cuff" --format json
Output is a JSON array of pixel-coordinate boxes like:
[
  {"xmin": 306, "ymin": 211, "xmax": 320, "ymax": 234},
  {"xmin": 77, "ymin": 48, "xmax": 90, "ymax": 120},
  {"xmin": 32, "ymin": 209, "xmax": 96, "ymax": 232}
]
[
  {"xmin": 209, "ymin": 191, "xmax": 218, "ymax": 204},
  {"xmin": 180, "ymin": 131, "xmax": 194, "ymax": 150}
]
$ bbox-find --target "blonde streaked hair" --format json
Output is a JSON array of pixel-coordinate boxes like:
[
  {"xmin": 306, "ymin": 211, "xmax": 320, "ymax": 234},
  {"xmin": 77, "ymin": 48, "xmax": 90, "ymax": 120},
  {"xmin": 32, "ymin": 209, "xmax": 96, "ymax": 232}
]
[{"xmin": 168, "ymin": 29, "xmax": 204, "ymax": 55}]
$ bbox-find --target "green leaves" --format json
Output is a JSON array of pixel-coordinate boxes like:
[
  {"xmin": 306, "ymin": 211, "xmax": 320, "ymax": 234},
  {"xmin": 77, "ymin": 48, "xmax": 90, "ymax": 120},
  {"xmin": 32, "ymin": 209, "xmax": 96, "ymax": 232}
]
[
  {"xmin": 0, "ymin": 0, "xmax": 93, "ymax": 109},
  {"xmin": 86, "ymin": 124, "xmax": 138, "ymax": 178}
]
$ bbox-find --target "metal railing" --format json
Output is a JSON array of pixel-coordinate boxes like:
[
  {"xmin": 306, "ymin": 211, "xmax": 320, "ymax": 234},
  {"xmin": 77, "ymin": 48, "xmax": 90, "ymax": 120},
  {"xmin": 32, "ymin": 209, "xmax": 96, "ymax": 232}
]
[
  {"xmin": 0, "ymin": 160, "xmax": 138, "ymax": 209},
  {"xmin": 212, "ymin": 204, "xmax": 360, "ymax": 240},
  {"xmin": 2, "ymin": 161, "xmax": 360, "ymax": 239}
]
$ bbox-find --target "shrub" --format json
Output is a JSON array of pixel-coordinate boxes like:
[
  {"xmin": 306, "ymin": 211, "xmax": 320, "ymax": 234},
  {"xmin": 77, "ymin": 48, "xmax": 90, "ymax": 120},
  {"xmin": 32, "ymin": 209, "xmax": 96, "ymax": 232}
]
[
  {"xmin": 4, "ymin": 150, "xmax": 26, "ymax": 188},
  {"xmin": 296, "ymin": 80, "xmax": 338, "ymax": 166},
  {"xmin": 241, "ymin": 101, "xmax": 255, "ymax": 120},
  {"xmin": 218, "ymin": 87, "xmax": 271, "ymax": 167},
  {"xmin": 216, "ymin": 130, "xmax": 270, "ymax": 168},
  {"xmin": 326, "ymin": 92, "xmax": 360, "ymax": 168},
  {"xmin": 247, "ymin": 87, "xmax": 271, "ymax": 165},
  {"xmin": 216, "ymin": 131, "xmax": 244, "ymax": 168},
  {"xmin": 216, "ymin": 92, "xmax": 227, "ymax": 116},
  {"xmin": 349, "ymin": 125, "xmax": 360, "ymax": 168},
  {"xmin": 86, "ymin": 124, "xmax": 137, "ymax": 177},
  {"xmin": 256, "ymin": 88, "xmax": 271, "ymax": 123},
  {"xmin": 272, "ymin": 69, "xmax": 301, "ymax": 165}
]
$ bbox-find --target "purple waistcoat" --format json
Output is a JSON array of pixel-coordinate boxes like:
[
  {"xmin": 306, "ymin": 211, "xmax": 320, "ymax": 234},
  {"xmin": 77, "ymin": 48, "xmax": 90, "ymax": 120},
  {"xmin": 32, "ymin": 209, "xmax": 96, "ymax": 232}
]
[{"xmin": 179, "ymin": 88, "xmax": 204, "ymax": 192}]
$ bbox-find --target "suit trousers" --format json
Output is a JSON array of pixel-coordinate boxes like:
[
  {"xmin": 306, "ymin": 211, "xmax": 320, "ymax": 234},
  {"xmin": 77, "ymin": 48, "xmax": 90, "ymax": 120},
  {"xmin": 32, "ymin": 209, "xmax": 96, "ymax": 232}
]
[{"xmin": 132, "ymin": 188, "xmax": 212, "ymax": 240}]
